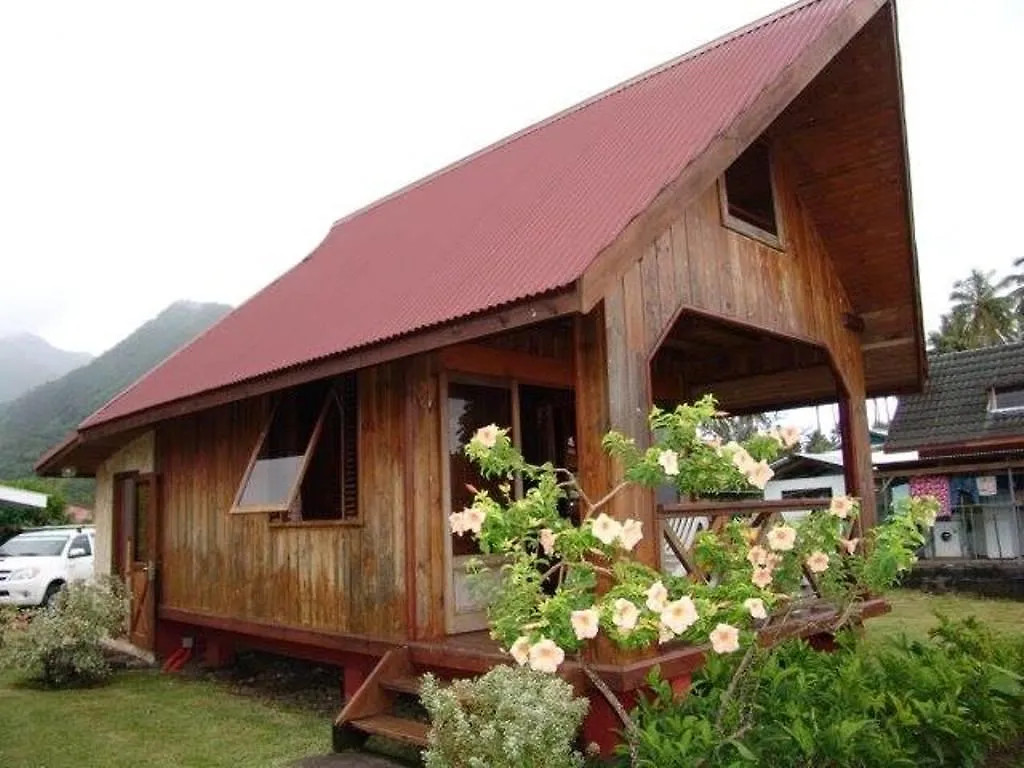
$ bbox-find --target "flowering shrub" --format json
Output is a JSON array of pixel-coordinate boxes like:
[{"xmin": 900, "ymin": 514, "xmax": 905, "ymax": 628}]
[
  {"xmin": 0, "ymin": 577, "xmax": 127, "ymax": 687},
  {"xmin": 452, "ymin": 395, "xmax": 938, "ymax": 672},
  {"xmin": 420, "ymin": 664, "xmax": 589, "ymax": 768}
]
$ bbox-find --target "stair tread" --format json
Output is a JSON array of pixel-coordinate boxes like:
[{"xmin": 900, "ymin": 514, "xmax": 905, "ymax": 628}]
[
  {"xmin": 350, "ymin": 714, "xmax": 430, "ymax": 747},
  {"xmin": 380, "ymin": 675, "xmax": 424, "ymax": 695}
]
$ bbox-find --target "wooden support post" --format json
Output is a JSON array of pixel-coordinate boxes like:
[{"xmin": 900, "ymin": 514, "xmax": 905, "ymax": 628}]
[{"xmin": 838, "ymin": 385, "xmax": 877, "ymax": 531}]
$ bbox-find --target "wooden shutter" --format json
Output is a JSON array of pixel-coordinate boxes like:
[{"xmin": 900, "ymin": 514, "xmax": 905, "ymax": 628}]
[{"xmin": 341, "ymin": 373, "xmax": 359, "ymax": 519}]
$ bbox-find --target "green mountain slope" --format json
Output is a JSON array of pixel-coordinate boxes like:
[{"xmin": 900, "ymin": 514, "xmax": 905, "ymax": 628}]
[
  {"xmin": 0, "ymin": 301, "xmax": 230, "ymax": 486},
  {"xmin": 0, "ymin": 333, "xmax": 93, "ymax": 403}
]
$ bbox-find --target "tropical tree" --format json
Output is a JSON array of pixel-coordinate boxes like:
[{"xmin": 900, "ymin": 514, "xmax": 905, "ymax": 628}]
[
  {"xmin": 803, "ymin": 429, "xmax": 838, "ymax": 453},
  {"xmin": 998, "ymin": 255, "xmax": 1024, "ymax": 323},
  {"xmin": 929, "ymin": 269, "xmax": 1017, "ymax": 352}
]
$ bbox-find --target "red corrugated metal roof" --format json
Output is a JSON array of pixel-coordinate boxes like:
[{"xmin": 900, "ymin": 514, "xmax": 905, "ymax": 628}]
[{"xmin": 81, "ymin": 0, "xmax": 859, "ymax": 430}]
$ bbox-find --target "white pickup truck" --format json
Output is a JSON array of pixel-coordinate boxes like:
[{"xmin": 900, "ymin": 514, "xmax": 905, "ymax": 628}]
[{"xmin": 0, "ymin": 526, "xmax": 96, "ymax": 607}]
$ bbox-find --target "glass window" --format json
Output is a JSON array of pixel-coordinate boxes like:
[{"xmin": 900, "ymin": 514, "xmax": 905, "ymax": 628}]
[
  {"xmin": 133, "ymin": 481, "xmax": 151, "ymax": 562},
  {"xmin": 69, "ymin": 534, "xmax": 92, "ymax": 556},
  {"xmin": 0, "ymin": 533, "xmax": 69, "ymax": 557},
  {"xmin": 992, "ymin": 386, "xmax": 1024, "ymax": 412}
]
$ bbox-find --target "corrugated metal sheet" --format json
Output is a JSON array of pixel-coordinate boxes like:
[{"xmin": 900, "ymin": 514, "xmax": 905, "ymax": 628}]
[{"xmin": 82, "ymin": 0, "xmax": 857, "ymax": 429}]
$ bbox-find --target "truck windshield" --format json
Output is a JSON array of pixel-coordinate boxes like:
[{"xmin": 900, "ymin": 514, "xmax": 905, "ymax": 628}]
[{"xmin": 0, "ymin": 534, "xmax": 70, "ymax": 557}]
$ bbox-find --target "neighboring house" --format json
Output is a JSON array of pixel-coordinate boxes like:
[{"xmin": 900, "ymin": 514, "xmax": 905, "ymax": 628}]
[
  {"xmin": 35, "ymin": 0, "xmax": 923, "ymax": 752},
  {"xmin": 0, "ymin": 483, "xmax": 48, "ymax": 512},
  {"xmin": 884, "ymin": 342, "xmax": 1024, "ymax": 560},
  {"xmin": 765, "ymin": 447, "xmax": 919, "ymax": 505}
]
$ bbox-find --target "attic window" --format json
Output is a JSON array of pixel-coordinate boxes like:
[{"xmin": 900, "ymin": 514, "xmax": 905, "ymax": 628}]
[
  {"xmin": 990, "ymin": 385, "xmax": 1024, "ymax": 413},
  {"xmin": 720, "ymin": 142, "xmax": 782, "ymax": 248},
  {"xmin": 233, "ymin": 375, "xmax": 359, "ymax": 523}
]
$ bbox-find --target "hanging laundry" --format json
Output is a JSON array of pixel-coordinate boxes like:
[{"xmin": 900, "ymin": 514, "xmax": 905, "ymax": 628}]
[
  {"xmin": 908, "ymin": 475, "xmax": 952, "ymax": 519},
  {"xmin": 976, "ymin": 476, "xmax": 998, "ymax": 497}
]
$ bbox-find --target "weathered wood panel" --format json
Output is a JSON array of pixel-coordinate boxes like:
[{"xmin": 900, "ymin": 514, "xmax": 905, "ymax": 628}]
[
  {"xmin": 158, "ymin": 362, "xmax": 412, "ymax": 640},
  {"xmin": 93, "ymin": 432, "xmax": 155, "ymax": 576}
]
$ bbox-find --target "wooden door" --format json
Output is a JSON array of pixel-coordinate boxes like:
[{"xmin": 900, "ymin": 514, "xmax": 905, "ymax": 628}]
[{"xmin": 116, "ymin": 473, "xmax": 159, "ymax": 651}]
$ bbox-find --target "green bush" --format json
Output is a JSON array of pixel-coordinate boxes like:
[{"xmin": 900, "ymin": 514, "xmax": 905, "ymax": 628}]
[
  {"xmin": 421, "ymin": 664, "xmax": 589, "ymax": 768},
  {"xmin": 629, "ymin": 616, "xmax": 1024, "ymax": 767},
  {"xmin": 0, "ymin": 578, "xmax": 127, "ymax": 687}
]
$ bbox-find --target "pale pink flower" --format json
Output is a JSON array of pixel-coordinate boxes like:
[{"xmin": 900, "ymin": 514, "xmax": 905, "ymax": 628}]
[
  {"xmin": 528, "ymin": 638, "xmax": 565, "ymax": 673},
  {"xmin": 744, "ymin": 597, "xmax": 767, "ymax": 620},
  {"xmin": 767, "ymin": 524, "xmax": 797, "ymax": 551},
  {"xmin": 612, "ymin": 598, "xmax": 640, "ymax": 631},
  {"xmin": 730, "ymin": 446, "xmax": 756, "ymax": 474},
  {"xmin": 829, "ymin": 495, "xmax": 855, "ymax": 519},
  {"xmin": 463, "ymin": 506, "xmax": 486, "ymax": 534},
  {"xmin": 709, "ymin": 623, "xmax": 741, "ymax": 654},
  {"xmin": 658, "ymin": 623, "xmax": 675, "ymax": 644},
  {"xmin": 591, "ymin": 513, "xmax": 623, "ymax": 546},
  {"xmin": 570, "ymin": 608, "xmax": 600, "ymax": 640},
  {"xmin": 747, "ymin": 545, "xmax": 770, "ymax": 567},
  {"xmin": 806, "ymin": 551, "xmax": 830, "ymax": 574},
  {"xmin": 449, "ymin": 511, "xmax": 468, "ymax": 536},
  {"xmin": 777, "ymin": 425, "xmax": 802, "ymax": 448},
  {"xmin": 751, "ymin": 566, "xmax": 773, "ymax": 589},
  {"xmin": 657, "ymin": 449, "xmax": 680, "ymax": 477},
  {"xmin": 509, "ymin": 636, "xmax": 531, "ymax": 666},
  {"xmin": 645, "ymin": 581, "xmax": 669, "ymax": 613},
  {"xmin": 539, "ymin": 528, "xmax": 557, "ymax": 555},
  {"xmin": 840, "ymin": 537, "xmax": 860, "ymax": 555},
  {"xmin": 660, "ymin": 597, "xmax": 699, "ymax": 635},
  {"xmin": 745, "ymin": 460, "xmax": 774, "ymax": 490},
  {"xmin": 619, "ymin": 519, "xmax": 644, "ymax": 551},
  {"xmin": 473, "ymin": 424, "xmax": 501, "ymax": 449}
]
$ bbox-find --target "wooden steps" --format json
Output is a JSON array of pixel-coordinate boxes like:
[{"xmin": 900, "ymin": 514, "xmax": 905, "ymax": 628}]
[
  {"xmin": 348, "ymin": 714, "xmax": 430, "ymax": 748},
  {"xmin": 334, "ymin": 647, "xmax": 464, "ymax": 755}
]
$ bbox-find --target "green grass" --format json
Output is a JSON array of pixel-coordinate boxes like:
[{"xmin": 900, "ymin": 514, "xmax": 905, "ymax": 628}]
[
  {"xmin": 0, "ymin": 668, "xmax": 329, "ymax": 768},
  {"xmin": 866, "ymin": 589, "xmax": 1024, "ymax": 643}
]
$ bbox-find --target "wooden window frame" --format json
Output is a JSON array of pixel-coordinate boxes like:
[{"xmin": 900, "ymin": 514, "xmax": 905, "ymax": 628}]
[
  {"xmin": 718, "ymin": 142, "xmax": 785, "ymax": 251},
  {"xmin": 232, "ymin": 382, "xmax": 361, "ymax": 526}
]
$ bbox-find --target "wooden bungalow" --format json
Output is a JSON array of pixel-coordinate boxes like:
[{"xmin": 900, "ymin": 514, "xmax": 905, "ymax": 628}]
[{"xmin": 38, "ymin": 0, "xmax": 924, "ymax": 752}]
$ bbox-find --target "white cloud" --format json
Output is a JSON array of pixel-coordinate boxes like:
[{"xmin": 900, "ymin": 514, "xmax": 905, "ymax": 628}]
[{"xmin": 1, "ymin": 0, "xmax": 1020, "ymax": 355}]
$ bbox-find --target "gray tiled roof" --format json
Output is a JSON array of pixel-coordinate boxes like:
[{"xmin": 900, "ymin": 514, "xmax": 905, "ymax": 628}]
[{"xmin": 886, "ymin": 342, "xmax": 1024, "ymax": 451}]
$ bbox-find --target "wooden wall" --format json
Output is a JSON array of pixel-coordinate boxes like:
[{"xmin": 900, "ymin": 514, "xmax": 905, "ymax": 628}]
[
  {"xmin": 157, "ymin": 360, "xmax": 422, "ymax": 641},
  {"xmin": 93, "ymin": 432, "xmax": 154, "ymax": 576}
]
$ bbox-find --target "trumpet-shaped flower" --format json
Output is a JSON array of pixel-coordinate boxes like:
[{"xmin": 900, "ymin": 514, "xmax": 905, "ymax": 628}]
[
  {"xmin": 645, "ymin": 581, "xmax": 669, "ymax": 613},
  {"xmin": 612, "ymin": 598, "xmax": 640, "ymax": 631},
  {"xmin": 744, "ymin": 597, "xmax": 767, "ymax": 620},
  {"xmin": 746, "ymin": 460, "xmax": 774, "ymax": 490},
  {"xmin": 709, "ymin": 623, "xmax": 741, "ymax": 654},
  {"xmin": 657, "ymin": 449, "xmax": 680, "ymax": 477},
  {"xmin": 829, "ymin": 495, "xmax": 855, "ymax": 519},
  {"xmin": 619, "ymin": 519, "xmax": 643, "ymax": 551},
  {"xmin": 806, "ymin": 551, "xmax": 830, "ymax": 574},
  {"xmin": 777, "ymin": 425, "xmax": 802, "ymax": 448},
  {"xmin": 747, "ymin": 545, "xmax": 769, "ymax": 567},
  {"xmin": 660, "ymin": 597, "xmax": 699, "ymax": 635},
  {"xmin": 473, "ymin": 424, "xmax": 501, "ymax": 449},
  {"xmin": 751, "ymin": 566, "xmax": 773, "ymax": 589},
  {"xmin": 463, "ymin": 506, "xmax": 486, "ymax": 534},
  {"xmin": 528, "ymin": 638, "xmax": 565, "ymax": 673},
  {"xmin": 570, "ymin": 608, "xmax": 600, "ymax": 640},
  {"xmin": 509, "ymin": 636, "xmax": 531, "ymax": 666},
  {"xmin": 591, "ymin": 513, "xmax": 623, "ymax": 546},
  {"xmin": 539, "ymin": 528, "xmax": 557, "ymax": 555},
  {"xmin": 449, "ymin": 511, "xmax": 468, "ymax": 536},
  {"xmin": 658, "ymin": 623, "xmax": 675, "ymax": 644},
  {"xmin": 767, "ymin": 524, "xmax": 797, "ymax": 551}
]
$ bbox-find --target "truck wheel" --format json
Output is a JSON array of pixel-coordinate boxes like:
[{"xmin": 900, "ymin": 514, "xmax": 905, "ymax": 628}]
[{"xmin": 41, "ymin": 581, "xmax": 65, "ymax": 607}]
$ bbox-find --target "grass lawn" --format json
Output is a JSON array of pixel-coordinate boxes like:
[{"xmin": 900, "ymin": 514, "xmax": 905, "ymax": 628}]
[
  {"xmin": 0, "ymin": 668, "xmax": 329, "ymax": 768},
  {"xmin": 866, "ymin": 588, "xmax": 1024, "ymax": 643}
]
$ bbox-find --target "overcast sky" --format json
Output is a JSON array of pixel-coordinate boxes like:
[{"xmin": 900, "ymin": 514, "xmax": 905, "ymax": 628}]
[{"xmin": 1, "ymin": 0, "xmax": 1022, "ymax": 358}]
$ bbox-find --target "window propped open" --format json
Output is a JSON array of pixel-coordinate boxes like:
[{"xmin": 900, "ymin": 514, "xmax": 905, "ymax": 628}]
[
  {"xmin": 232, "ymin": 375, "xmax": 359, "ymax": 522},
  {"xmin": 990, "ymin": 385, "xmax": 1024, "ymax": 413},
  {"xmin": 720, "ymin": 142, "xmax": 782, "ymax": 248}
]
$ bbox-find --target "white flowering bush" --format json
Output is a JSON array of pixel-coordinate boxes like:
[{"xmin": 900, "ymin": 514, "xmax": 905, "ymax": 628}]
[
  {"xmin": 420, "ymin": 665, "xmax": 589, "ymax": 768},
  {"xmin": 0, "ymin": 577, "xmax": 127, "ymax": 687},
  {"xmin": 453, "ymin": 395, "xmax": 938, "ymax": 671}
]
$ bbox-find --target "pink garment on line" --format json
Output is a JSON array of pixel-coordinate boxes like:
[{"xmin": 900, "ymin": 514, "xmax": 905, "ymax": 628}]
[{"xmin": 909, "ymin": 476, "xmax": 951, "ymax": 519}]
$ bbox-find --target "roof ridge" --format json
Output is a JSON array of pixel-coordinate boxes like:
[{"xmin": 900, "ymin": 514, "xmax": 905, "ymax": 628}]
[
  {"xmin": 931, "ymin": 339, "xmax": 1024, "ymax": 362},
  {"xmin": 327, "ymin": 0, "xmax": 829, "ymax": 232}
]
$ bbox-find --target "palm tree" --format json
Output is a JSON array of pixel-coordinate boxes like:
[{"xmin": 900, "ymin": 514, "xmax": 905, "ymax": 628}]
[
  {"xmin": 928, "ymin": 307, "xmax": 972, "ymax": 353},
  {"xmin": 998, "ymin": 256, "xmax": 1024, "ymax": 330},
  {"xmin": 946, "ymin": 269, "xmax": 1016, "ymax": 348}
]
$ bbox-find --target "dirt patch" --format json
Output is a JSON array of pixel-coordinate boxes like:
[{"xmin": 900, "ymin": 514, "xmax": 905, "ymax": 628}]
[{"xmin": 186, "ymin": 649, "xmax": 342, "ymax": 718}]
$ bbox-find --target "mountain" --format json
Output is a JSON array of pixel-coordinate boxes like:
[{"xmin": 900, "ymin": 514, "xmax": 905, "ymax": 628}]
[
  {"xmin": 0, "ymin": 301, "xmax": 231, "ymax": 493},
  {"xmin": 0, "ymin": 333, "xmax": 93, "ymax": 403}
]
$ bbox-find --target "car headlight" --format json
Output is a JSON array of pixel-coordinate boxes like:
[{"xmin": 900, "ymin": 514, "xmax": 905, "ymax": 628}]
[{"xmin": 8, "ymin": 568, "xmax": 40, "ymax": 581}]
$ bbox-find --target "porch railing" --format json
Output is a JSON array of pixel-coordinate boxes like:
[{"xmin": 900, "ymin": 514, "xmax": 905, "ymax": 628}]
[{"xmin": 657, "ymin": 498, "xmax": 838, "ymax": 596}]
